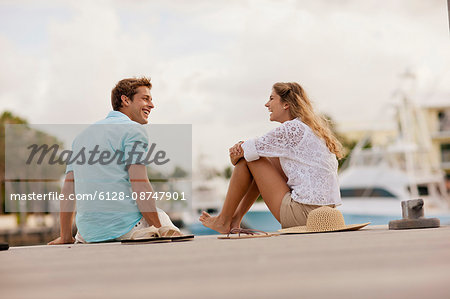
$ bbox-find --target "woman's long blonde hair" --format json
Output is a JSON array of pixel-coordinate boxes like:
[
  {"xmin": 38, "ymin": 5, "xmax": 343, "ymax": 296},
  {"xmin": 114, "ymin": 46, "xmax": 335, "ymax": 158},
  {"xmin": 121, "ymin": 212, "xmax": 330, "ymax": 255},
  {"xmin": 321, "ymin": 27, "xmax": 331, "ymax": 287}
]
[{"xmin": 273, "ymin": 82, "xmax": 343, "ymax": 159}]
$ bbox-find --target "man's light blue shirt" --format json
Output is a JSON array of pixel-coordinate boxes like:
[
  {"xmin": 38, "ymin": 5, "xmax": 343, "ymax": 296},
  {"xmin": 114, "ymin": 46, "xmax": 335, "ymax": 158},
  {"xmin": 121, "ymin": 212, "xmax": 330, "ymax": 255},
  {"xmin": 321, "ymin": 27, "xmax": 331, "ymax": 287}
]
[{"xmin": 66, "ymin": 111, "xmax": 149, "ymax": 242}]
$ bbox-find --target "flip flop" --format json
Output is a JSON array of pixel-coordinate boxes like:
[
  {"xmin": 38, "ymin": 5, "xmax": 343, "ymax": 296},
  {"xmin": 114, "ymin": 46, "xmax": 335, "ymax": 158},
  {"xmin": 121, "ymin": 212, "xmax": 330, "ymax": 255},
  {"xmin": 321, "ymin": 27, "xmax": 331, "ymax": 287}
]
[
  {"xmin": 158, "ymin": 226, "xmax": 194, "ymax": 242},
  {"xmin": 121, "ymin": 226, "xmax": 171, "ymax": 244},
  {"xmin": 121, "ymin": 226, "xmax": 194, "ymax": 244},
  {"xmin": 130, "ymin": 226, "xmax": 160, "ymax": 239},
  {"xmin": 218, "ymin": 228, "xmax": 278, "ymax": 239},
  {"xmin": 158, "ymin": 226, "xmax": 181, "ymax": 237},
  {"xmin": 121, "ymin": 237, "xmax": 172, "ymax": 244},
  {"xmin": 168, "ymin": 235, "xmax": 195, "ymax": 242},
  {"xmin": 121, "ymin": 235, "xmax": 194, "ymax": 244}
]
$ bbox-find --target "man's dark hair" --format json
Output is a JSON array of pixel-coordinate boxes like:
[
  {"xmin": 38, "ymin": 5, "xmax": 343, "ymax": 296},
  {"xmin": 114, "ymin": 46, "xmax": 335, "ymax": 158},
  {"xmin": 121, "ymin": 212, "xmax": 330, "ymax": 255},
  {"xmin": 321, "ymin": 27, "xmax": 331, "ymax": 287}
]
[{"xmin": 111, "ymin": 77, "xmax": 152, "ymax": 111}]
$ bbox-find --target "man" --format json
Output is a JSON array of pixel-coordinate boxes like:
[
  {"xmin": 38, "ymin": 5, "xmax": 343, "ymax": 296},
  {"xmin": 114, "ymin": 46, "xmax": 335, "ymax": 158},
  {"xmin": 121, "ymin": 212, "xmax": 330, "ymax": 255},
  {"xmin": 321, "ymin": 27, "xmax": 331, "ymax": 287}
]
[{"xmin": 49, "ymin": 77, "xmax": 180, "ymax": 244}]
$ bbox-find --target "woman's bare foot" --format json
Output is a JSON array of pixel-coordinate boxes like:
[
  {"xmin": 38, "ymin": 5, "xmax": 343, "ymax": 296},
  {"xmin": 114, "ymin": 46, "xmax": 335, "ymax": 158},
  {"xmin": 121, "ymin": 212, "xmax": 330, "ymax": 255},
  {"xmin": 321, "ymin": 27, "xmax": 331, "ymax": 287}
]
[
  {"xmin": 230, "ymin": 216, "xmax": 242, "ymax": 230},
  {"xmin": 199, "ymin": 211, "xmax": 231, "ymax": 234}
]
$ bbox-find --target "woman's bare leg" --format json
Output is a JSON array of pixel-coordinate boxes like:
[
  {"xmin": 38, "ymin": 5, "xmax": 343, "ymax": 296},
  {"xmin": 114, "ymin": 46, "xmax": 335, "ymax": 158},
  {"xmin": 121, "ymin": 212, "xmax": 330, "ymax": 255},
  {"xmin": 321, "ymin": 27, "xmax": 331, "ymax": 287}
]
[
  {"xmin": 230, "ymin": 179, "xmax": 259, "ymax": 229},
  {"xmin": 200, "ymin": 157, "xmax": 289, "ymax": 232},
  {"xmin": 199, "ymin": 159, "xmax": 253, "ymax": 233},
  {"xmin": 230, "ymin": 158, "xmax": 287, "ymax": 229},
  {"xmin": 245, "ymin": 158, "xmax": 289, "ymax": 221}
]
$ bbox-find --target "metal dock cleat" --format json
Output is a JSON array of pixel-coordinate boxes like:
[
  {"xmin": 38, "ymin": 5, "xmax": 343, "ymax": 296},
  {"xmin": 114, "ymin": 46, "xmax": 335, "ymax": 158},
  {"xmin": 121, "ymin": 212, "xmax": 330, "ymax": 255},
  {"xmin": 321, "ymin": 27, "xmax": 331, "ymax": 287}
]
[{"xmin": 389, "ymin": 199, "xmax": 440, "ymax": 230}]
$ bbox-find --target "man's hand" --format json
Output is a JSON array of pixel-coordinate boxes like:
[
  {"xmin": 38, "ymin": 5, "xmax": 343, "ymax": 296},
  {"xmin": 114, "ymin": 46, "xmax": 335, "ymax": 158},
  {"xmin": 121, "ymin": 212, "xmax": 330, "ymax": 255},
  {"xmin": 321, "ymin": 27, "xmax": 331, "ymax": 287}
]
[
  {"xmin": 48, "ymin": 236, "xmax": 75, "ymax": 245},
  {"xmin": 229, "ymin": 141, "xmax": 244, "ymax": 165},
  {"xmin": 48, "ymin": 172, "xmax": 76, "ymax": 246}
]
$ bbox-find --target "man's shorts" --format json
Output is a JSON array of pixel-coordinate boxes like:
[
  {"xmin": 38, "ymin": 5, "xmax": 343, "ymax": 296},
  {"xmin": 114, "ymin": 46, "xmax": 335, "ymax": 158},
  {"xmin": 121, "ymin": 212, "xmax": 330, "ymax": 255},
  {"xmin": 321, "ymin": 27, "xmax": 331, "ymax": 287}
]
[{"xmin": 280, "ymin": 192, "xmax": 335, "ymax": 229}]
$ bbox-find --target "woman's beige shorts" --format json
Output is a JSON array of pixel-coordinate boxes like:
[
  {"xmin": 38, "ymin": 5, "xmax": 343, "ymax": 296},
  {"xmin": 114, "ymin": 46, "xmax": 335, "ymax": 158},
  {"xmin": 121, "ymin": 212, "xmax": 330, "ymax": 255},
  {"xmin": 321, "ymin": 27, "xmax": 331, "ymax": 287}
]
[{"xmin": 280, "ymin": 192, "xmax": 335, "ymax": 228}]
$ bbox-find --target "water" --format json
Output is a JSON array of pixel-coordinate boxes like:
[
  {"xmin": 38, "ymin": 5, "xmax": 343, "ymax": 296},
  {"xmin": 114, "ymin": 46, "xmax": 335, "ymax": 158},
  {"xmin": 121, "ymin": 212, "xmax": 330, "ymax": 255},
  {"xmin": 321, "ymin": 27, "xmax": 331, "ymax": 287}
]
[
  {"xmin": 242, "ymin": 211, "xmax": 281, "ymax": 231},
  {"xmin": 343, "ymin": 213, "xmax": 450, "ymax": 226},
  {"xmin": 187, "ymin": 210, "xmax": 450, "ymax": 235},
  {"xmin": 188, "ymin": 222, "xmax": 220, "ymax": 235}
]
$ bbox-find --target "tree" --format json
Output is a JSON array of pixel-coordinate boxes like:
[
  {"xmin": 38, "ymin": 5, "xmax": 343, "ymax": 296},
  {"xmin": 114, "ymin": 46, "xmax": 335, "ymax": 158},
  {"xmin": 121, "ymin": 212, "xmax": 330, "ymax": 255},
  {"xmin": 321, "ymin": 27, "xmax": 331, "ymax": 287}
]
[
  {"xmin": 171, "ymin": 166, "xmax": 188, "ymax": 178},
  {"xmin": 0, "ymin": 111, "xmax": 28, "ymax": 214},
  {"xmin": 322, "ymin": 114, "xmax": 360, "ymax": 169},
  {"xmin": 1, "ymin": 111, "xmax": 65, "ymax": 218},
  {"xmin": 223, "ymin": 166, "xmax": 233, "ymax": 179}
]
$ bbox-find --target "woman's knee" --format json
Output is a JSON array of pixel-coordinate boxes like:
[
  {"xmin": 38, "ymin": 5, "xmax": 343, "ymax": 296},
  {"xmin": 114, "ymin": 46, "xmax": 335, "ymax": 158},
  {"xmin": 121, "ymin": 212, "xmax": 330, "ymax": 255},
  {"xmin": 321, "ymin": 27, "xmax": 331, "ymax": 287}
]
[
  {"xmin": 247, "ymin": 157, "xmax": 272, "ymax": 168},
  {"xmin": 247, "ymin": 157, "xmax": 270, "ymax": 165}
]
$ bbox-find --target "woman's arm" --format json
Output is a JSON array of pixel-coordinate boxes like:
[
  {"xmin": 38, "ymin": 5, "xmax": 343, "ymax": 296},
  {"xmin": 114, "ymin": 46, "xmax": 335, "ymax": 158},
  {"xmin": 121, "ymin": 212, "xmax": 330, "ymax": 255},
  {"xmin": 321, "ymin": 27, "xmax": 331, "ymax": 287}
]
[
  {"xmin": 241, "ymin": 120, "xmax": 305, "ymax": 162},
  {"xmin": 229, "ymin": 141, "xmax": 244, "ymax": 165}
]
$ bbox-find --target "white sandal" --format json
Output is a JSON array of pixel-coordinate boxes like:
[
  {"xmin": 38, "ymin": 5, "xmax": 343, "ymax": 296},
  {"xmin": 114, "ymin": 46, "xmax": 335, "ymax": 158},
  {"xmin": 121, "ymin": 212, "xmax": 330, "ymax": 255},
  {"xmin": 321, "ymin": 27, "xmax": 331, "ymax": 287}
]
[{"xmin": 130, "ymin": 226, "xmax": 160, "ymax": 240}]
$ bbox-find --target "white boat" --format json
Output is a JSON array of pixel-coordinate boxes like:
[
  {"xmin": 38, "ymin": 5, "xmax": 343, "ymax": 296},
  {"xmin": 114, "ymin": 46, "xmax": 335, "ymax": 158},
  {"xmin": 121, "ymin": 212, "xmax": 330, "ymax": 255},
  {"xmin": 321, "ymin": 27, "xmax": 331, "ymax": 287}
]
[
  {"xmin": 187, "ymin": 156, "xmax": 228, "ymax": 235},
  {"xmin": 338, "ymin": 74, "xmax": 450, "ymax": 225}
]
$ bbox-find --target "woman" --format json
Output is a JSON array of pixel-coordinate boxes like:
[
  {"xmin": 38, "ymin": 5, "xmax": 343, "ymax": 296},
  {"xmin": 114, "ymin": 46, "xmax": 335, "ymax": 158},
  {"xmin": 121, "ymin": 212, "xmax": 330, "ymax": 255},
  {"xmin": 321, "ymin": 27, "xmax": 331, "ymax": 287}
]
[{"xmin": 199, "ymin": 82, "xmax": 343, "ymax": 234}]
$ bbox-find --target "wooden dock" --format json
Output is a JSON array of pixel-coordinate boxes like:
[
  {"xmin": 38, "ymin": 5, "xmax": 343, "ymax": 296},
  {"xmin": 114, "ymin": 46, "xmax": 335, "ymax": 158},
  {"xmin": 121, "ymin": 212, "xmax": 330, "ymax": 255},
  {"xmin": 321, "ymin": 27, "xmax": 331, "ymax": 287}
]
[{"xmin": 1, "ymin": 225, "xmax": 450, "ymax": 299}]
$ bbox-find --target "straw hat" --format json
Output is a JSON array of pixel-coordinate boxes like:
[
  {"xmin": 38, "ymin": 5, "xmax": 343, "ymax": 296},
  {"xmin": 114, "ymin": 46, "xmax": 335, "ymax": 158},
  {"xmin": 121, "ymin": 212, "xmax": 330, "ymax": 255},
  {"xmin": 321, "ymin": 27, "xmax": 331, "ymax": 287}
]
[{"xmin": 279, "ymin": 206, "xmax": 370, "ymax": 234}]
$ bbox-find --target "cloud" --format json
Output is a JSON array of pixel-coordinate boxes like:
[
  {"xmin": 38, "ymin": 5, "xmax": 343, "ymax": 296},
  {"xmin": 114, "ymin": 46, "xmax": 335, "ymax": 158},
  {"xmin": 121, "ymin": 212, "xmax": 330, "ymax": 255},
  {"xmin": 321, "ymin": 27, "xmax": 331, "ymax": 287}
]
[
  {"xmin": 0, "ymin": 0, "xmax": 449, "ymax": 168},
  {"xmin": 0, "ymin": 34, "xmax": 42, "ymax": 119}
]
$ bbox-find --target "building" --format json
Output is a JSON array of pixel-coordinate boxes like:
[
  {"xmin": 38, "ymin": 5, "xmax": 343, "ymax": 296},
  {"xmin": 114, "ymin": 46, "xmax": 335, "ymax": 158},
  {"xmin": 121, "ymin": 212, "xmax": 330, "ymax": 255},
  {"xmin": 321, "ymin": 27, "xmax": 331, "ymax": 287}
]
[
  {"xmin": 422, "ymin": 103, "xmax": 450, "ymax": 187},
  {"xmin": 337, "ymin": 98, "xmax": 450, "ymax": 191}
]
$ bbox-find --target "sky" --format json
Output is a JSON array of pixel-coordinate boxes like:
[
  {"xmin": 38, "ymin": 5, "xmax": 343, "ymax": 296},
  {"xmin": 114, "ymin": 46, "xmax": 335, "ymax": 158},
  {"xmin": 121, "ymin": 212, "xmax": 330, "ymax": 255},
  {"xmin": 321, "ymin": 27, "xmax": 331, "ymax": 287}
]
[{"xmin": 0, "ymin": 0, "xmax": 449, "ymax": 170}]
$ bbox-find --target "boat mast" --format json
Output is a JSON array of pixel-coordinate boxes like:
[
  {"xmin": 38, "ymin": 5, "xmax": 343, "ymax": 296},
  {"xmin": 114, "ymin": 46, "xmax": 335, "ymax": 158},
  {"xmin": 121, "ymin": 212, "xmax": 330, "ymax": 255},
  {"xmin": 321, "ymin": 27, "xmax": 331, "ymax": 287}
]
[
  {"xmin": 397, "ymin": 72, "xmax": 419, "ymax": 197},
  {"xmin": 396, "ymin": 70, "xmax": 449, "ymax": 206}
]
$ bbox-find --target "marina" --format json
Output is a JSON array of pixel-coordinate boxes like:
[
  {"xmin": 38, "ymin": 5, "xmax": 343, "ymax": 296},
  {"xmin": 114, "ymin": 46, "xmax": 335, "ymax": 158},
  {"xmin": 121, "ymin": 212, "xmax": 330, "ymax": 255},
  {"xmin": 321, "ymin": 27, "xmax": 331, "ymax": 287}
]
[{"xmin": 1, "ymin": 1, "xmax": 449, "ymax": 298}]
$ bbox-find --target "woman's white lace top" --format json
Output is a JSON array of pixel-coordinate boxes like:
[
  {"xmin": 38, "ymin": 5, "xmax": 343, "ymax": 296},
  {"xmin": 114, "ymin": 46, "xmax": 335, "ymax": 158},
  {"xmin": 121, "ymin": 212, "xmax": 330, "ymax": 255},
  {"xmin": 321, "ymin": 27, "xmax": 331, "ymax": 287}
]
[{"xmin": 241, "ymin": 118, "xmax": 341, "ymax": 206}]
